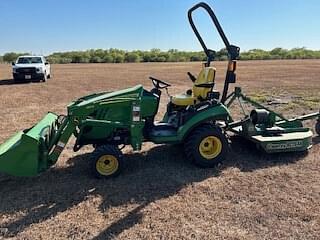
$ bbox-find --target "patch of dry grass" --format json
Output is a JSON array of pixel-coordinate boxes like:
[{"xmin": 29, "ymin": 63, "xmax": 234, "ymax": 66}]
[{"xmin": 0, "ymin": 60, "xmax": 319, "ymax": 239}]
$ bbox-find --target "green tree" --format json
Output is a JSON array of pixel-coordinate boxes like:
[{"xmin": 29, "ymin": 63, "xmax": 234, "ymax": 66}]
[
  {"xmin": 270, "ymin": 48, "xmax": 288, "ymax": 59},
  {"xmin": 3, "ymin": 47, "xmax": 318, "ymax": 65},
  {"xmin": 103, "ymin": 55, "xmax": 114, "ymax": 63},
  {"xmin": 125, "ymin": 52, "xmax": 140, "ymax": 62},
  {"xmin": 113, "ymin": 54, "xmax": 124, "ymax": 63},
  {"xmin": 71, "ymin": 52, "xmax": 90, "ymax": 63},
  {"xmin": 142, "ymin": 52, "xmax": 152, "ymax": 62},
  {"xmin": 215, "ymin": 48, "xmax": 228, "ymax": 61},
  {"xmin": 3, "ymin": 52, "xmax": 29, "ymax": 63},
  {"xmin": 90, "ymin": 56, "xmax": 102, "ymax": 63}
]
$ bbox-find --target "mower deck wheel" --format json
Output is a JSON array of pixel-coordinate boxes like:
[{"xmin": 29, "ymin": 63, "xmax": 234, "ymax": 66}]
[
  {"xmin": 91, "ymin": 145, "xmax": 123, "ymax": 178},
  {"xmin": 184, "ymin": 125, "xmax": 228, "ymax": 167}
]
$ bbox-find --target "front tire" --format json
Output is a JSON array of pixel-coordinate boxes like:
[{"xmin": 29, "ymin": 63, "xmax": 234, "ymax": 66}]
[
  {"xmin": 43, "ymin": 72, "xmax": 47, "ymax": 82},
  {"xmin": 91, "ymin": 145, "xmax": 123, "ymax": 178},
  {"xmin": 184, "ymin": 125, "xmax": 228, "ymax": 167}
]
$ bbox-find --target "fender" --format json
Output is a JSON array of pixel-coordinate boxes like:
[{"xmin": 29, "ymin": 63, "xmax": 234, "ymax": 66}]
[
  {"xmin": 151, "ymin": 103, "xmax": 230, "ymax": 144},
  {"xmin": 177, "ymin": 103, "xmax": 230, "ymax": 141}
]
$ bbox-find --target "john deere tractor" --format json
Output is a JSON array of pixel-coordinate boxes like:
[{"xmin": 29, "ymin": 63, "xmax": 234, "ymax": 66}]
[{"xmin": 0, "ymin": 2, "xmax": 319, "ymax": 178}]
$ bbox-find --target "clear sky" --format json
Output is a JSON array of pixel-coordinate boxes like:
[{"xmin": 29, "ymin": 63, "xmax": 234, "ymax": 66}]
[{"xmin": 0, "ymin": 0, "xmax": 319, "ymax": 55}]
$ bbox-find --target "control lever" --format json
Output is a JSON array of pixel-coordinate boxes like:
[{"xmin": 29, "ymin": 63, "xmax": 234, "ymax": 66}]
[{"xmin": 187, "ymin": 72, "xmax": 197, "ymax": 82}]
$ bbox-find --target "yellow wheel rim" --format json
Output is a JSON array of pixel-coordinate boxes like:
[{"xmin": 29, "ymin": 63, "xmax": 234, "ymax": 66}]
[
  {"xmin": 199, "ymin": 136, "xmax": 222, "ymax": 160},
  {"xmin": 96, "ymin": 155, "xmax": 119, "ymax": 176}
]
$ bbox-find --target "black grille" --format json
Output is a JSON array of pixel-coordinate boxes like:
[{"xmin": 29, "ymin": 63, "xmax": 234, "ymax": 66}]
[{"xmin": 16, "ymin": 67, "xmax": 36, "ymax": 74}]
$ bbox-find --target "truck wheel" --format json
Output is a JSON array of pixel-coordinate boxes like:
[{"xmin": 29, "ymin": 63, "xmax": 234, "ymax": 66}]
[
  {"xmin": 184, "ymin": 125, "xmax": 228, "ymax": 167},
  {"xmin": 43, "ymin": 72, "xmax": 47, "ymax": 82},
  {"xmin": 91, "ymin": 145, "xmax": 123, "ymax": 178},
  {"xmin": 316, "ymin": 121, "xmax": 320, "ymax": 135}
]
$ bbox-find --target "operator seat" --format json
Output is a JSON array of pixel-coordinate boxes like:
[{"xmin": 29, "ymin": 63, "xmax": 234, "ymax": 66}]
[{"xmin": 171, "ymin": 67, "xmax": 216, "ymax": 106}]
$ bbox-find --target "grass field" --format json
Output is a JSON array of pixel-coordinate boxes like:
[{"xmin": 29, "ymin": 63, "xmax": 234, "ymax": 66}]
[{"xmin": 0, "ymin": 60, "xmax": 319, "ymax": 239}]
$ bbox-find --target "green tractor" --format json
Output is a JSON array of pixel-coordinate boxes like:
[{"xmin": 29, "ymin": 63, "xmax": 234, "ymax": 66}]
[{"xmin": 0, "ymin": 2, "xmax": 319, "ymax": 178}]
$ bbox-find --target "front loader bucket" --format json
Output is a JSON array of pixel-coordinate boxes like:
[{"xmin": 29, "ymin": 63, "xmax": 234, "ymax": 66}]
[{"xmin": 0, "ymin": 113, "xmax": 60, "ymax": 177}]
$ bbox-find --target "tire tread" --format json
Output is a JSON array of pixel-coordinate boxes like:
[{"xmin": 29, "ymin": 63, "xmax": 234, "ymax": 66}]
[{"xmin": 184, "ymin": 124, "xmax": 228, "ymax": 167}]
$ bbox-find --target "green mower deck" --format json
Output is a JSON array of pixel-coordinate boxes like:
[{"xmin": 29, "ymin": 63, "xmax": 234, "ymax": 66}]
[{"xmin": 232, "ymin": 126, "xmax": 313, "ymax": 153}]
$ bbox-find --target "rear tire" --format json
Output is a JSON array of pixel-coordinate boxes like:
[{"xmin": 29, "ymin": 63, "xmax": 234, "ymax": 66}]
[
  {"xmin": 316, "ymin": 121, "xmax": 320, "ymax": 136},
  {"xmin": 184, "ymin": 125, "xmax": 228, "ymax": 167},
  {"xmin": 91, "ymin": 145, "xmax": 123, "ymax": 179}
]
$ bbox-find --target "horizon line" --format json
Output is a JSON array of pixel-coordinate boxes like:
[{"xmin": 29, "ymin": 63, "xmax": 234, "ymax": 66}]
[{"xmin": 1, "ymin": 46, "xmax": 320, "ymax": 56}]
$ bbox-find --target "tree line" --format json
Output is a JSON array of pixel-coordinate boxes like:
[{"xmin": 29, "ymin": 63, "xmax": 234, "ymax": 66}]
[{"xmin": 1, "ymin": 47, "xmax": 320, "ymax": 64}]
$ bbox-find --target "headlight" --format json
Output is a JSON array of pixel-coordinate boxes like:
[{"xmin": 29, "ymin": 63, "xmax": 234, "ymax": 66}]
[
  {"xmin": 36, "ymin": 68, "xmax": 42, "ymax": 72},
  {"xmin": 13, "ymin": 68, "xmax": 17, "ymax": 73}
]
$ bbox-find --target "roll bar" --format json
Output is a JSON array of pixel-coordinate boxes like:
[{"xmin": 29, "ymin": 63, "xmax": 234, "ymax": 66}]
[
  {"xmin": 188, "ymin": 2, "xmax": 240, "ymax": 63},
  {"xmin": 188, "ymin": 2, "xmax": 240, "ymax": 103}
]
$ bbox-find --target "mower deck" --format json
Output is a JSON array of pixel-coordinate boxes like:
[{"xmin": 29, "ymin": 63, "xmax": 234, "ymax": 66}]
[{"xmin": 232, "ymin": 126, "xmax": 313, "ymax": 153}]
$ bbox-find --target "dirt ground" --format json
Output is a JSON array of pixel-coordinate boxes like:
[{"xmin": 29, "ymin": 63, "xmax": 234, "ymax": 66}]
[{"xmin": 0, "ymin": 60, "xmax": 319, "ymax": 239}]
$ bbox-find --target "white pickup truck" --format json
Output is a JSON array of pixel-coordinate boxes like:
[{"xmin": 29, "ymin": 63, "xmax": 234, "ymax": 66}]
[{"xmin": 12, "ymin": 55, "xmax": 51, "ymax": 82}]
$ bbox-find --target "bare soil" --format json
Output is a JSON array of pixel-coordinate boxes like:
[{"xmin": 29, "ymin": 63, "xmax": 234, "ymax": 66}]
[{"xmin": 0, "ymin": 60, "xmax": 319, "ymax": 240}]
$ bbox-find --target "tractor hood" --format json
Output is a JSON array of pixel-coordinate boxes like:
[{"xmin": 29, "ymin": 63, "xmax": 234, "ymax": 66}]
[{"xmin": 68, "ymin": 85, "xmax": 144, "ymax": 117}]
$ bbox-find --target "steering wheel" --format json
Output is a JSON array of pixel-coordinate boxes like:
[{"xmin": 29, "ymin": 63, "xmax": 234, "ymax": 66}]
[
  {"xmin": 187, "ymin": 72, "xmax": 197, "ymax": 82},
  {"xmin": 149, "ymin": 76, "xmax": 171, "ymax": 89}
]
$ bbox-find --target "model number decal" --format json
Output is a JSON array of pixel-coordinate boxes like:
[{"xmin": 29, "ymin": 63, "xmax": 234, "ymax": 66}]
[{"xmin": 266, "ymin": 141, "xmax": 303, "ymax": 150}]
